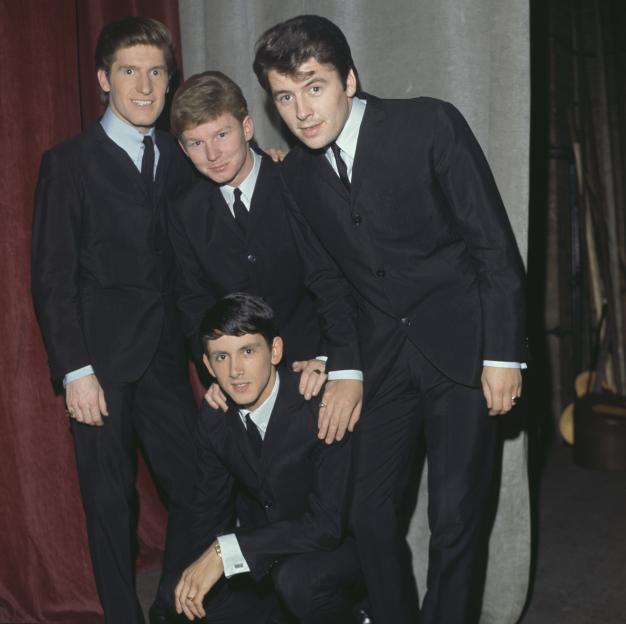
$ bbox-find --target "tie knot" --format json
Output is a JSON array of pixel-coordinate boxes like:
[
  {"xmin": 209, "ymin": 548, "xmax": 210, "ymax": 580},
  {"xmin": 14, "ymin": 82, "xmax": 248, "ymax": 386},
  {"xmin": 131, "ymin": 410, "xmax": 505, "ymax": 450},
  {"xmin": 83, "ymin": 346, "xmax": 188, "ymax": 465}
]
[
  {"xmin": 143, "ymin": 135, "xmax": 153, "ymax": 148},
  {"xmin": 234, "ymin": 187, "xmax": 242, "ymax": 200},
  {"xmin": 330, "ymin": 142, "xmax": 342, "ymax": 158}
]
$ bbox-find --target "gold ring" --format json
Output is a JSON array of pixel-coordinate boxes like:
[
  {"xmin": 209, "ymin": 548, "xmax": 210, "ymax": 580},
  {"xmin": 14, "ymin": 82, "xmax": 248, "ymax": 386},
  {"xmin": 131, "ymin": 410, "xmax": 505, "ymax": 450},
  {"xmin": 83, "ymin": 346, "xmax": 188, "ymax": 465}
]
[
  {"xmin": 312, "ymin": 369, "xmax": 322, "ymax": 375},
  {"xmin": 511, "ymin": 396, "xmax": 519, "ymax": 403},
  {"xmin": 319, "ymin": 402, "xmax": 327, "ymax": 408}
]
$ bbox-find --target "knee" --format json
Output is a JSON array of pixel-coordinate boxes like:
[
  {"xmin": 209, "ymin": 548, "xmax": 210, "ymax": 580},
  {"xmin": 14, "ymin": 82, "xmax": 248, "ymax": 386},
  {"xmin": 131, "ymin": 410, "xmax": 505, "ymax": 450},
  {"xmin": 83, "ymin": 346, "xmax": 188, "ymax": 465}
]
[{"xmin": 272, "ymin": 557, "xmax": 319, "ymax": 619}]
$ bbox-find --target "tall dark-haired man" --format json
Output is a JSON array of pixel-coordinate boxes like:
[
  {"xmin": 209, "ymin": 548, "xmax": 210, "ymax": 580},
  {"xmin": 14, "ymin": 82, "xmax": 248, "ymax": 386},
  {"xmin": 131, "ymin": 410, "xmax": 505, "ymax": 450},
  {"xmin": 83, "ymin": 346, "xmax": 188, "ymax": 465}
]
[
  {"xmin": 254, "ymin": 14, "xmax": 527, "ymax": 624},
  {"xmin": 32, "ymin": 16, "xmax": 198, "ymax": 624},
  {"xmin": 168, "ymin": 70, "xmax": 362, "ymax": 433},
  {"xmin": 174, "ymin": 293, "xmax": 362, "ymax": 624}
]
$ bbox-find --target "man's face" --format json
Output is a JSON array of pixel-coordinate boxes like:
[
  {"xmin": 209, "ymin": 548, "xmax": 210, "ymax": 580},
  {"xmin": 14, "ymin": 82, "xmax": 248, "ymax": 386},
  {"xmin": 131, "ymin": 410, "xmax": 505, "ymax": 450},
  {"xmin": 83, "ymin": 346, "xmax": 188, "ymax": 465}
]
[
  {"xmin": 179, "ymin": 113, "xmax": 254, "ymax": 187},
  {"xmin": 267, "ymin": 58, "xmax": 356, "ymax": 150},
  {"xmin": 97, "ymin": 44, "xmax": 169, "ymax": 133},
  {"xmin": 203, "ymin": 333, "xmax": 283, "ymax": 411}
]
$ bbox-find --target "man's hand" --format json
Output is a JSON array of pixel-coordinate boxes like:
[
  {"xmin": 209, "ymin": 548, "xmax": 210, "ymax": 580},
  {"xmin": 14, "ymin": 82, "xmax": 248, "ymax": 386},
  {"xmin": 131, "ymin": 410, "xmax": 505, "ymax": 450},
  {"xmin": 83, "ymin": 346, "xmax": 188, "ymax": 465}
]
[
  {"xmin": 175, "ymin": 541, "xmax": 224, "ymax": 620},
  {"xmin": 265, "ymin": 147, "xmax": 287, "ymax": 162},
  {"xmin": 481, "ymin": 366, "xmax": 522, "ymax": 416},
  {"xmin": 204, "ymin": 382, "xmax": 228, "ymax": 412},
  {"xmin": 65, "ymin": 374, "xmax": 108, "ymax": 426},
  {"xmin": 293, "ymin": 359, "xmax": 327, "ymax": 400},
  {"xmin": 318, "ymin": 379, "xmax": 363, "ymax": 444}
]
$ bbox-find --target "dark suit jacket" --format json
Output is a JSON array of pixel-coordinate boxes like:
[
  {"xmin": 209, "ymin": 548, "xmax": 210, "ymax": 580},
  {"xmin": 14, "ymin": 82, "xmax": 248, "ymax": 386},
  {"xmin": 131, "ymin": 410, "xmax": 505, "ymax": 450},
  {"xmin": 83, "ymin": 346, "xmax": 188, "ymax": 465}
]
[
  {"xmin": 281, "ymin": 95, "xmax": 527, "ymax": 390},
  {"xmin": 167, "ymin": 153, "xmax": 321, "ymax": 365},
  {"xmin": 190, "ymin": 371, "xmax": 351, "ymax": 581},
  {"xmin": 32, "ymin": 122, "xmax": 196, "ymax": 383}
]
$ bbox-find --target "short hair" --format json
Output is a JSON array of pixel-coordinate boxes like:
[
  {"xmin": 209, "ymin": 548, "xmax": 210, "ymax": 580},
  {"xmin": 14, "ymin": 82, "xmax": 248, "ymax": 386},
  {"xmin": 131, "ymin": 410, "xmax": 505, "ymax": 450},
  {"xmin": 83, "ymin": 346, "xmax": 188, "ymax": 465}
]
[
  {"xmin": 95, "ymin": 17, "xmax": 176, "ymax": 102},
  {"xmin": 170, "ymin": 71, "xmax": 248, "ymax": 137},
  {"xmin": 253, "ymin": 14, "xmax": 357, "ymax": 92},
  {"xmin": 200, "ymin": 293, "xmax": 278, "ymax": 354}
]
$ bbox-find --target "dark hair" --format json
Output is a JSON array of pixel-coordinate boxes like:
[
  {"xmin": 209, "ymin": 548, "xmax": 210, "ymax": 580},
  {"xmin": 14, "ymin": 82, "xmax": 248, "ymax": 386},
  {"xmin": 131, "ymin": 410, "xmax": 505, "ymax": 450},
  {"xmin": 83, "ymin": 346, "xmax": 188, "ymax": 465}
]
[
  {"xmin": 253, "ymin": 14, "xmax": 357, "ymax": 92},
  {"xmin": 95, "ymin": 16, "xmax": 176, "ymax": 101},
  {"xmin": 171, "ymin": 71, "xmax": 248, "ymax": 137},
  {"xmin": 200, "ymin": 293, "xmax": 278, "ymax": 353}
]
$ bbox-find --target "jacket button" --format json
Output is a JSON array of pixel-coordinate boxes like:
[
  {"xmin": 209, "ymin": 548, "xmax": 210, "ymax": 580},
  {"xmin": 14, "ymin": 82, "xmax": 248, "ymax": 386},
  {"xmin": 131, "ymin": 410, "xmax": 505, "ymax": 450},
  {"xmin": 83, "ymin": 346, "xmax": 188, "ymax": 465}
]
[
  {"xmin": 400, "ymin": 317, "xmax": 412, "ymax": 327},
  {"xmin": 247, "ymin": 254, "xmax": 257, "ymax": 263},
  {"xmin": 352, "ymin": 214, "xmax": 362, "ymax": 225},
  {"xmin": 263, "ymin": 501, "xmax": 272, "ymax": 510},
  {"xmin": 376, "ymin": 269, "xmax": 386, "ymax": 277}
]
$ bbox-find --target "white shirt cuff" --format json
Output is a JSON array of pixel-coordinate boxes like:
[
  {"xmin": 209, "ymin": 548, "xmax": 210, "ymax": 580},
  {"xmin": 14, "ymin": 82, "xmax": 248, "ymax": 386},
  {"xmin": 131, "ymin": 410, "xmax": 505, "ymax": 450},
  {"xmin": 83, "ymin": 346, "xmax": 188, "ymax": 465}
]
[
  {"xmin": 483, "ymin": 360, "xmax": 527, "ymax": 370},
  {"xmin": 63, "ymin": 365, "xmax": 95, "ymax": 387},
  {"xmin": 315, "ymin": 356, "xmax": 328, "ymax": 362},
  {"xmin": 327, "ymin": 369, "xmax": 364, "ymax": 381},
  {"xmin": 217, "ymin": 534, "xmax": 250, "ymax": 578}
]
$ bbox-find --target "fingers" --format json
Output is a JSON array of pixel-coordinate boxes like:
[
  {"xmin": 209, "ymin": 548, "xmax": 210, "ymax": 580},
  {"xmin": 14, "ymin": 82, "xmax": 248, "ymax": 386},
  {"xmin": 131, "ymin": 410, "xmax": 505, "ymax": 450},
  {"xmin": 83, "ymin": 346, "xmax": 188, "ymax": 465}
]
[
  {"xmin": 481, "ymin": 367, "xmax": 522, "ymax": 416},
  {"xmin": 347, "ymin": 401, "xmax": 362, "ymax": 432},
  {"xmin": 66, "ymin": 375, "xmax": 105, "ymax": 426},
  {"xmin": 175, "ymin": 574, "xmax": 204, "ymax": 620},
  {"xmin": 317, "ymin": 379, "xmax": 363, "ymax": 443},
  {"xmin": 204, "ymin": 383, "xmax": 228, "ymax": 412},
  {"xmin": 294, "ymin": 360, "xmax": 327, "ymax": 399}
]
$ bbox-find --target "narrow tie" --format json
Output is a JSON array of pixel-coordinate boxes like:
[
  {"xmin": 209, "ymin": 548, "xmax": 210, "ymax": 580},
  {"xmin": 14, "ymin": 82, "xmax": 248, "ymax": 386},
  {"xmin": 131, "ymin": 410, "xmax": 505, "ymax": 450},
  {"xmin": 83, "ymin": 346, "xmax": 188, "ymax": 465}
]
[
  {"xmin": 245, "ymin": 413, "xmax": 263, "ymax": 458},
  {"xmin": 233, "ymin": 188, "xmax": 249, "ymax": 233},
  {"xmin": 330, "ymin": 142, "xmax": 351, "ymax": 191},
  {"xmin": 141, "ymin": 135, "xmax": 155, "ymax": 192}
]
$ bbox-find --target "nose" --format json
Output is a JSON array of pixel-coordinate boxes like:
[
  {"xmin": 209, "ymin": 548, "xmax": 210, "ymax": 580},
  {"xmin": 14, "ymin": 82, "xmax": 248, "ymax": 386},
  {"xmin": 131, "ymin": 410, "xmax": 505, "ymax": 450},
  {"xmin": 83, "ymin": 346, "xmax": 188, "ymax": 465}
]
[
  {"xmin": 137, "ymin": 71, "xmax": 153, "ymax": 94},
  {"xmin": 229, "ymin": 356, "xmax": 243, "ymax": 378},
  {"xmin": 204, "ymin": 142, "xmax": 220, "ymax": 162},
  {"xmin": 295, "ymin": 95, "xmax": 312, "ymax": 121}
]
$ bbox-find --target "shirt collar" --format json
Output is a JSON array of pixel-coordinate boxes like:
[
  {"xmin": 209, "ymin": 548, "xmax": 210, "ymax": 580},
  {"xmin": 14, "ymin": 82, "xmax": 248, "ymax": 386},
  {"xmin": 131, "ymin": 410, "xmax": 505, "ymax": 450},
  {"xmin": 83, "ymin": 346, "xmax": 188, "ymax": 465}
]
[
  {"xmin": 334, "ymin": 97, "xmax": 366, "ymax": 160},
  {"xmin": 100, "ymin": 106, "xmax": 156, "ymax": 167},
  {"xmin": 219, "ymin": 148, "xmax": 261, "ymax": 210},
  {"xmin": 238, "ymin": 370, "xmax": 280, "ymax": 438}
]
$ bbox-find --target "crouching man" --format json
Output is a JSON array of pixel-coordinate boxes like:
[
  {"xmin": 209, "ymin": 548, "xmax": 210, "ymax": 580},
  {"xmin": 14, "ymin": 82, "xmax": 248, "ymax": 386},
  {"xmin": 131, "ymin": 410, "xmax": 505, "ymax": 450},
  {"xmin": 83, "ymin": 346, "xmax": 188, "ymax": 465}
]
[{"xmin": 175, "ymin": 293, "xmax": 362, "ymax": 623}]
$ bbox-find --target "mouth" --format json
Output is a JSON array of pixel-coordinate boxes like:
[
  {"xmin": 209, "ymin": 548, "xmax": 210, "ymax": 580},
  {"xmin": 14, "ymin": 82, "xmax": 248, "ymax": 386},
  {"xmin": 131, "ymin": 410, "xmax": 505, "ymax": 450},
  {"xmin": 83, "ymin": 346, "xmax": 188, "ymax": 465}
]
[
  {"xmin": 209, "ymin": 163, "xmax": 229, "ymax": 173},
  {"xmin": 231, "ymin": 382, "xmax": 251, "ymax": 393},
  {"xmin": 131, "ymin": 99, "xmax": 154, "ymax": 107},
  {"xmin": 299, "ymin": 122, "xmax": 323, "ymax": 137}
]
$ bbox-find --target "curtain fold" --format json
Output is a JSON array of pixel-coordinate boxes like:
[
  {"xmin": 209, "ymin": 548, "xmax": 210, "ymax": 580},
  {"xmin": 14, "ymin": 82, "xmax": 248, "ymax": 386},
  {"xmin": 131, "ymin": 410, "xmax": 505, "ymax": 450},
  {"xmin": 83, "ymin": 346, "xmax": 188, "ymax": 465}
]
[{"xmin": 0, "ymin": 1, "xmax": 182, "ymax": 621}]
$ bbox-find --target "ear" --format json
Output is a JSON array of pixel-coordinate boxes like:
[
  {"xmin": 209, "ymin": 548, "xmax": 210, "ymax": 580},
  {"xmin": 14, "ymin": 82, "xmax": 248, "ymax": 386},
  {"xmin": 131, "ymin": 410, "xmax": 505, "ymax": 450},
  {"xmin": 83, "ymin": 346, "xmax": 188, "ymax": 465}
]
[
  {"xmin": 97, "ymin": 69, "xmax": 111, "ymax": 93},
  {"xmin": 270, "ymin": 336, "xmax": 284, "ymax": 366},
  {"xmin": 242, "ymin": 115, "xmax": 255, "ymax": 142},
  {"xmin": 202, "ymin": 353, "xmax": 216, "ymax": 378},
  {"xmin": 345, "ymin": 68, "xmax": 357, "ymax": 98}
]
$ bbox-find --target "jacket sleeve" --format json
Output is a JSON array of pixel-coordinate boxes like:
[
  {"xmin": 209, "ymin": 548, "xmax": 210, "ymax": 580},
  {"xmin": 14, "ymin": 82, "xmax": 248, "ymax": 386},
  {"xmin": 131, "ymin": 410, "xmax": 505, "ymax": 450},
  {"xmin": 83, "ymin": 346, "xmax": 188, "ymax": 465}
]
[
  {"xmin": 280, "ymin": 174, "xmax": 362, "ymax": 373},
  {"xmin": 432, "ymin": 101, "xmax": 527, "ymax": 361},
  {"xmin": 167, "ymin": 197, "xmax": 217, "ymax": 364},
  {"xmin": 235, "ymin": 435, "xmax": 352, "ymax": 581},
  {"xmin": 188, "ymin": 410, "xmax": 236, "ymax": 559},
  {"xmin": 31, "ymin": 148, "xmax": 90, "ymax": 382}
]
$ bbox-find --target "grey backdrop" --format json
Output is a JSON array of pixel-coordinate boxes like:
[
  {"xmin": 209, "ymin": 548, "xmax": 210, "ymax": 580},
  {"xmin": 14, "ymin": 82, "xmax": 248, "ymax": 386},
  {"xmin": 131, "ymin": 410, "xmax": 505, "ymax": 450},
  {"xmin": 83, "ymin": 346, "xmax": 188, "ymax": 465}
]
[{"xmin": 178, "ymin": 1, "xmax": 530, "ymax": 622}]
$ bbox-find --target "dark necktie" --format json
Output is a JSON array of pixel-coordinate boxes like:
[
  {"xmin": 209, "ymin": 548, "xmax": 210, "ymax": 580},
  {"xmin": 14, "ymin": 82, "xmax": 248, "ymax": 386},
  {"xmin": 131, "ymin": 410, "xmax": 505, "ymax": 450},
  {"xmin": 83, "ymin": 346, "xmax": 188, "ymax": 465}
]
[
  {"xmin": 233, "ymin": 188, "xmax": 249, "ymax": 233},
  {"xmin": 245, "ymin": 413, "xmax": 263, "ymax": 458},
  {"xmin": 141, "ymin": 135, "xmax": 155, "ymax": 192},
  {"xmin": 330, "ymin": 142, "xmax": 351, "ymax": 191}
]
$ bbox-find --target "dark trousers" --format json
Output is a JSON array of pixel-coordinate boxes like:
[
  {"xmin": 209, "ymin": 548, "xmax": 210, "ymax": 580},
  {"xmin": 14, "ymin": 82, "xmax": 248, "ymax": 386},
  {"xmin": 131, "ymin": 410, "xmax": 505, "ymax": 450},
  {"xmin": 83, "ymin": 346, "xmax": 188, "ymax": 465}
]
[
  {"xmin": 201, "ymin": 539, "xmax": 363, "ymax": 624},
  {"xmin": 71, "ymin": 329, "xmax": 197, "ymax": 623},
  {"xmin": 351, "ymin": 339, "xmax": 497, "ymax": 624}
]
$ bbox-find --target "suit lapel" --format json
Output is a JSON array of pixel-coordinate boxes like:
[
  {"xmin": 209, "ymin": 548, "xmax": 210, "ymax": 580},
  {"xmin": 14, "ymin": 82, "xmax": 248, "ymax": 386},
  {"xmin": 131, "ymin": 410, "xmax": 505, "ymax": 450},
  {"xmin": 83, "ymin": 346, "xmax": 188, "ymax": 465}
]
[
  {"xmin": 226, "ymin": 404, "xmax": 260, "ymax": 474},
  {"xmin": 209, "ymin": 183, "xmax": 244, "ymax": 240},
  {"xmin": 351, "ymin": 94, "xmax": 387, "ymax": 201},
  {"xmin": 92, "ymin": 124, "xmax": 147, "ymax": 198},
  {"xmin": 306, "ymin": 148, "xmax": 351, "ymax": 202},
  {"xmin": 247, "ymin": 155, "xmax": 273, "ymax": 233},
  {"xmin": 258, "ymin": 377, "xmax": 301, "ymax": 474},
  {"xmin": 154, "ymin": 131, "xmax": 171, "ymax": 202}
]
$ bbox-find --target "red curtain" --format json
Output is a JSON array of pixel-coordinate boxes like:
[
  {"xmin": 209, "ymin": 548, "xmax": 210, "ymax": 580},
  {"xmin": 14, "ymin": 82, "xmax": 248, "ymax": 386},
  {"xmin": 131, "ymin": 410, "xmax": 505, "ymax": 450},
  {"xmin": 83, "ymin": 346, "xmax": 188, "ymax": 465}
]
[{"xmin": 0, "ymin": 1, "xmax": 186, "ymax": 621}]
